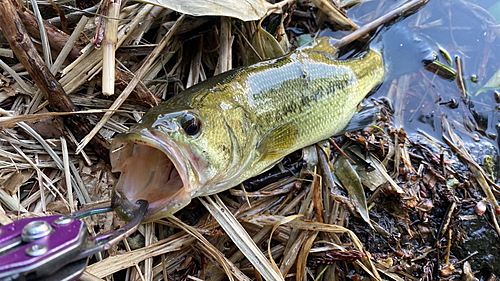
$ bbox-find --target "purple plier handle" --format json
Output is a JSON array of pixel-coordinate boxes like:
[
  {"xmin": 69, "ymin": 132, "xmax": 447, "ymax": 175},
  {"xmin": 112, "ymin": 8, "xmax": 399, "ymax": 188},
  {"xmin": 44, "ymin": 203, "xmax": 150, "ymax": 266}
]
[
  {"xmin": 70, "ymin": 199, "xmax": 148, "ymax": 262},
  {"xmin": 0, "ymin": 200, "xmax": 148, "ymax": 281}
]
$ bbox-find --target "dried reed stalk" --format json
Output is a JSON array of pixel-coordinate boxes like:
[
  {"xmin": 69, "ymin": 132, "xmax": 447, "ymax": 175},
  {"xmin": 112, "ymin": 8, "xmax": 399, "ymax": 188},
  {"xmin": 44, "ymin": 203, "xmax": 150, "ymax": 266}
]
[{"xmin": 102, "ymin": 0, "xmax": 120, "ymax": 96}]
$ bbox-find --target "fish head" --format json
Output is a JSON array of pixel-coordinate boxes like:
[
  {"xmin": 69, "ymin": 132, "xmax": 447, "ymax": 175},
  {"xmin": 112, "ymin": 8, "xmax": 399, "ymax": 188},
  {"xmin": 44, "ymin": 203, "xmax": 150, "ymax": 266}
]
[{"xmin": 110, "ymin": 98, "xmax": 237, "ymax": 222}]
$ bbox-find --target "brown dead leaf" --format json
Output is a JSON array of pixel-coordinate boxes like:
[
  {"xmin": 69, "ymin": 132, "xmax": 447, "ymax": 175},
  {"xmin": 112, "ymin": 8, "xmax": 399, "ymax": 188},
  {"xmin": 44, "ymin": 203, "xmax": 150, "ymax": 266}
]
[
  {"xmin": 24, "ymin": 109, "xmax": 64, "ymax": 139},
  {"xmin": 46, "ymin": 199, "xmax": 71, "ymax": 214},
  {"xmin": 0, "ymin": 74, "xmax": 30, "ymax": 104},
  {"xmin": 1, "ymin": 170, "xmax": 30, "ymax": 195},
  {"xmin": 422, "ymin": 171, "xmax": 438, "ymax": 189},
  {"xmin": 0, "ymin": 83, "xmax": 19, "ymax": 104},
  {"xmin": 80, "ymin": 161, "xmax": 115, "ymax": 202}
]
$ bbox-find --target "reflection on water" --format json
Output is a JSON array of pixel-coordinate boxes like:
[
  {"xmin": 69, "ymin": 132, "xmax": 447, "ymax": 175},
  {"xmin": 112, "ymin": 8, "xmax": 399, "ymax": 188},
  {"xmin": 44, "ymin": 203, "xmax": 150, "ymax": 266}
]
[
  {"xmin": 332, "ymin": 0, "xmax": 500, "ymax": 277},
  {"xmin": 326, "ymin": 0, "xmax": 500, "ymax": 171}
]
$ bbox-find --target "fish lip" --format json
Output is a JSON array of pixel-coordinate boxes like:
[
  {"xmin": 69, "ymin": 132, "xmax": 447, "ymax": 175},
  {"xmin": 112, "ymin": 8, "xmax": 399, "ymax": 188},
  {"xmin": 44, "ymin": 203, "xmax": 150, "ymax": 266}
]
[{"xmin": 110, "ymin": 128, "xmax": 194, "ymax": 221}]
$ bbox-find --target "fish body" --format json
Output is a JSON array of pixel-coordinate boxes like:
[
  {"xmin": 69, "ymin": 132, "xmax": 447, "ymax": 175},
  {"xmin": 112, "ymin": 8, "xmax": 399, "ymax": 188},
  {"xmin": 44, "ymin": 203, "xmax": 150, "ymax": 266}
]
[{"xmin": 111, "ymin": 37, "xmax": 385, "ymax": 221}]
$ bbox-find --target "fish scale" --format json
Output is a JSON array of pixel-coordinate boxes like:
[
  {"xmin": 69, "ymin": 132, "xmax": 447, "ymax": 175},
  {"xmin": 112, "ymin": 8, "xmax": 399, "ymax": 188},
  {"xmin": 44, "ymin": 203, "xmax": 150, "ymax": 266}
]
[
  {"xmin": 111, "ymin": 36, "xmax": 385, "ymax": 221},
  {"xmin": 213, "ymin": 47, "xmax": 384, "ymax": 183}
]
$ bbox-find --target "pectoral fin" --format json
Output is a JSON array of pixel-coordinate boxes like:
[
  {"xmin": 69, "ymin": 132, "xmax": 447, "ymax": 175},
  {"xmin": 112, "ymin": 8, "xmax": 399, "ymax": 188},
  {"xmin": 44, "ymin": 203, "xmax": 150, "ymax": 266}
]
[{"xmin": 256, "ymin": 123, "xmax": 298, "ymax": 162}]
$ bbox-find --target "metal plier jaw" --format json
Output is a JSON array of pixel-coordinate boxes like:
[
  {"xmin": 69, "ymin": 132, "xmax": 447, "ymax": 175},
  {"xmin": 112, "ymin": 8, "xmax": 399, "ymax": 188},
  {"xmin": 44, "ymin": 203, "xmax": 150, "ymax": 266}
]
[{"xmin": 0, "ymin": 200, "xmax": 148, "ymax": 281}]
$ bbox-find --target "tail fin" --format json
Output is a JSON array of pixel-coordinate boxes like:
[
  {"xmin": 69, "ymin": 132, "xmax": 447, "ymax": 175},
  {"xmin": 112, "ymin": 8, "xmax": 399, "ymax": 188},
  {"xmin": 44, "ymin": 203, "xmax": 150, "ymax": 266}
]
[{"xmin": 371, "ymin": 24, "xmax": 433, "ymax": 79}]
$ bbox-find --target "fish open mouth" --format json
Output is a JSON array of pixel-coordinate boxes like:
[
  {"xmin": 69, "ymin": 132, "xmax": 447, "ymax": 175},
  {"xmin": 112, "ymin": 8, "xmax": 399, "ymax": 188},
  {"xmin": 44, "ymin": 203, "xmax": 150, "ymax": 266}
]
[{"xmin": 110, "ymin": 131, "xmax": 193, "ymax": 221}]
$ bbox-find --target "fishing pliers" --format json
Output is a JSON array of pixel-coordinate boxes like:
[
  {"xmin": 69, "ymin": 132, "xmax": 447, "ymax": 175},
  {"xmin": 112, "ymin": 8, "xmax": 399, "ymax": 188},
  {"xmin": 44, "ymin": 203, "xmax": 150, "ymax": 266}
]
[{"xmin": 0, "ymin": 200, "xmax": 148, "ymax": 281}]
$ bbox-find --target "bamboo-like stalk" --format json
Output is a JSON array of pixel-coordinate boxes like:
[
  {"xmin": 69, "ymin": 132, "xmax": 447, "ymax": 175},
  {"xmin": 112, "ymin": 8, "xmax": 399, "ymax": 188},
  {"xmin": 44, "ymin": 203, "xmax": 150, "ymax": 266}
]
[
  {"xmin": 215, "ymin": 17, "xmax": 232, "ymax": 75},
  {"xmin": 76, "ymin": 14, "xmax": 186, "ymax": 154},
  {"xmin": 102, "ymin": 0, "xmax": 120, "ymax": 96},
  {"xmin": 60, "ymin": 4, "xmax": 156, "ymax": 98}
]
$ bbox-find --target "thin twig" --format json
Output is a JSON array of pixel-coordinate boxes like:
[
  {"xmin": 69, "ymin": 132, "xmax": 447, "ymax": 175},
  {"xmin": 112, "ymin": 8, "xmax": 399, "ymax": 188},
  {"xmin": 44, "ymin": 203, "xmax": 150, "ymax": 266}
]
[
  {"xmin": 310, "ymin": 0, "xmax": 358, "ymax": 30},
  {"xmin": 328, "ymin": 138, "xmax": 356, "ymax": 164},
  {"xmin": 332, "ymin": 0, "xmax": 431, "ymax": 49}
]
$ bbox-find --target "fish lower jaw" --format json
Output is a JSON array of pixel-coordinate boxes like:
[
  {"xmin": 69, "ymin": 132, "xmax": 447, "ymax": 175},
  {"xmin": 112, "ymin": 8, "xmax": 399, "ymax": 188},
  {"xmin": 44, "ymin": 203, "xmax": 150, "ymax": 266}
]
[
  {"xmin": 110, "ymin": 137, "xmax": 193, "ymax": 221},
  {"xmin": 191, "ymin": 180, "xmax": 236, "ymax": 198},
  {"xmin": 112, "ymin": 189, "xmax": 192, "ymax": 222}
]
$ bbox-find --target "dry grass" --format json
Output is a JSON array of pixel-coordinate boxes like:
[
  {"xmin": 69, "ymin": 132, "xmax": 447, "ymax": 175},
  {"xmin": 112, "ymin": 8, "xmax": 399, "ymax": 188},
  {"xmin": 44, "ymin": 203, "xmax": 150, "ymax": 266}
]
[{"xmin": 0, "ymin": 0, "xmax": 498, "ymax": 280}]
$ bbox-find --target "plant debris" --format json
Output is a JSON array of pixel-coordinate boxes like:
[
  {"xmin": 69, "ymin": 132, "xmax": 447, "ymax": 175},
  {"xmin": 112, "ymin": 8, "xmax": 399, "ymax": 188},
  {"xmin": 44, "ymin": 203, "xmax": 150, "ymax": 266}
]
[{"xmin": 0, "ymin": 0, "xmax": 500, "ymax": 280}]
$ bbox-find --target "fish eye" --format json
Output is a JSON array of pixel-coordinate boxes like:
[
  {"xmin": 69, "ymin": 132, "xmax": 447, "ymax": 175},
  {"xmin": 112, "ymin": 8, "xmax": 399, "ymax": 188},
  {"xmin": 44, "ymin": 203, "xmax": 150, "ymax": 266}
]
[{"xmin": 180, "ymin": 113, "xmax": 201, "ymax": 136}]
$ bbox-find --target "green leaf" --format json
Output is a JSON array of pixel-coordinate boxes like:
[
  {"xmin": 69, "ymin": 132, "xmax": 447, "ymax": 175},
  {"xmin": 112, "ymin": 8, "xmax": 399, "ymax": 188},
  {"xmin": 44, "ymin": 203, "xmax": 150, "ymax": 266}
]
[
  {"xmin": 346, "ymin": 146, "xmax": 386, "ymax": 191},
  {"xmin": 476, "ymin": 68, "xmax": 500, "ymax": 96},
  {"xmin": 424, "ymin": 60, "xmax": 456, "ymax": 81},
  {"xmin": 488, "ymin": 1, "xmax": 500, "ymax": 24},
  {"xmin": 347, "ymin": 146, "xmax": 403, "ymax": 194},
  {"xmin": 297, "ymin": 34, "xmax": 314, "ymax": 47},
  {"xmin": 333, "ymin": 154, "xmax": 372, "ymax": 227},
  {"xmin": 437, "ymin": 43, "xmax": 452, "ymax": 66}
]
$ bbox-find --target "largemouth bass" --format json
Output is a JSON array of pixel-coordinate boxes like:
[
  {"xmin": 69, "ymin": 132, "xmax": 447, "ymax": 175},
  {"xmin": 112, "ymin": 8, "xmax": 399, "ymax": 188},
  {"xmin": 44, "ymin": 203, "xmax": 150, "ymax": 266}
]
[{"xmin": 111, "ymin": 37, "xmax": 385, "ymax": 221}]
